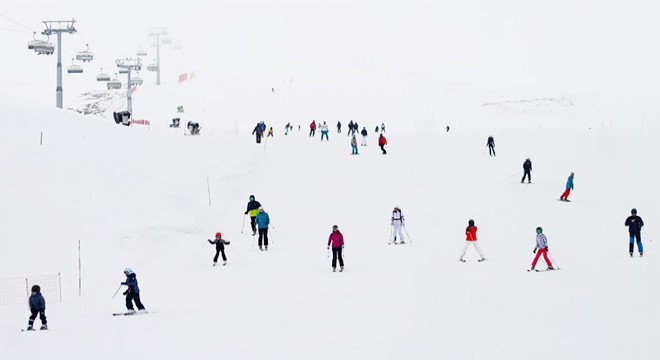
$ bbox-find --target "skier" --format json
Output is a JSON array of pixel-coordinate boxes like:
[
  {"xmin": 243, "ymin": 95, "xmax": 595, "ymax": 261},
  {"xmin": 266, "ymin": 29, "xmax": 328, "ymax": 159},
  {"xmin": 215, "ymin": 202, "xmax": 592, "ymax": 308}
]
[
  {"xmin": 530, "ymin": 227, "xmax": 554, "ymax": 271},
  {"xmin": 360, "ymin": 127, "xmax": 368, "ymax": 146},
  {"xmin": 187, "ymin": 121, "xmax": 200, "ymax": 135},
  {"xmin": 285, "ymin": 123, "xmax": 290, "ymax": 135},
  {"xmin": 337, "ymin": 121, "xmax": 342, "ymax": 133},
  {"xmin": 320, "ymin": 121, "xmax": 329, "ymax": 141},
  {"xmin": 208, "ymin": 232, "xmax": 230, "ymax": 266},
  {"xmin": 252, "ymin": 123, "xmax": 264, "ymax": 144},
  {"xmin": 267, "ymin": 127, "xmax": 274, "ymax": 137},
  {"xmin": 309, "ymin": 121, "xmax": 317, "ymax": 137},
  {"xmin": 390, "ymin": 206, "xmax": 405, "ymax": 244},
  {"xmin": 487, "ymin": 136, "xmax": 495, "ymax": 156},
  {"xmin": 26, "ymin": 285, "xmax": 47, "ymax": 331},
  {"xmin": 244, "ymin": 195, "xmax": 261, "ymax": 236},
  {"xmin": 259, "ymin": 121, "xmax": 266, "ymax": 133},
  {"xmin": 381, "ymin": 123, "xmax": 386, "ymax": 133},
  {"xmin": 521, "ymin": 158, "xmax": 532, "ymax": 183},
  {"xmin": 347, "ymin": 120, "xmax": 354, "ymax": 136},
  {"xmin": 375, "ymin": 126, "xmax": 379, "ymax": 133},
  {"xmin": 559, "ymin": 172, "xmax": 574, "ymax": 201},
  {"xmin": 121, "ymin": 268, "xmax": 146, "ymax": 312},
  {"xmin": 625, "ymin": 208, "xmax": 644, "ymax": 257},
  {"xmin": 327, "ymin": 225, "xmax": 345, "ymax": 272},
  {"xmin": 378, "ymin": 133, "xmax": 387, "ymax": 154},
  {"xmin": 459, "ymin": 219, "xmax": 486, "ymax": 262},
  {"xmin": 350, "ymin": 134, "xmax": 358, "ymax": 155},
  {"xmin": 256, "ymin": 207, "xmax": 270, "ymax": 251},
  {"xmin": 446, "ymin": 125, "xmax": 450, "ymax": 132}
]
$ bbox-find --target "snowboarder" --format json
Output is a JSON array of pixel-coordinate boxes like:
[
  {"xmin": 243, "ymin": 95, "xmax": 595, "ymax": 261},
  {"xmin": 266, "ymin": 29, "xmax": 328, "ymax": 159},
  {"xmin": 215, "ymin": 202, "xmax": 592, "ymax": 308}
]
[
  {"xmin": 360, "ymin": 127, "xmax": 368, "ymax": 146},
  {"xmin": 530, "ymin": 227, "xmax": 554, "ymax": 271},
  {"xmin": 320, "ymin": 121, "xmax": 329, "ymax": 141},
  {"xmin": 208, "ymin": 232, "xmax": 230, "ymax": 266},
  {"xmin": 378, "ymin": 133, "xmax": 387, "ymax": 154},
  {"xmin": 559, "ymin": 172, "xmax": 574, "ymax": 201},
  {"xmin": 459, "ymin": 219, "xmax": 486, "ymax": 262},
  {"xmin": 487, "ymin": 136, "xmax": 495, "ymax": 156},
  {"xmin": 625, "ymin": 208, "xmax": 644, "ymax": 257},
  {"xmin": 337, "ymin": 121, "xmax": 342, "ymax": 133},
  {"xmin": 391, "ymin": 206, "xmax": 405, "ymax": 244},
  {"xmin": 381, "ymin": 123, "xmax": 386, "ymax": 133},
  {"xmin": 26, "ymin": 285, "xmax": 47, "ymax": 331},
  {"xmin": 256, "ymin": 207, "xmax": 270, "ymax": 251},
  {"xmin": 252, "ymin": 123, "xmax": 264, "ymax": 144},
  {"xmin": 327, "ymin": 225, "xmax": 345, "ymax": 272},
  {"xmin": 350, "ymin": 135, "xmax": 358, "ymax": 155},
  {"xmin": 309, "ymin": 121, "xmax": 317, "ymax": 137},
  {"xmin": 244, "ymin": 195, "xmax": 262, "ymax": 236},
  {"xmin": 121, "ymin": 268, "xmax": 146, "ymax": 312},
  {"xmin": 267, "ymin": 127, "xmax": 274, "ymax": 137},
  {"xmin": 521, "ymin": 158, "xmax": 532, "ymax": 183}
]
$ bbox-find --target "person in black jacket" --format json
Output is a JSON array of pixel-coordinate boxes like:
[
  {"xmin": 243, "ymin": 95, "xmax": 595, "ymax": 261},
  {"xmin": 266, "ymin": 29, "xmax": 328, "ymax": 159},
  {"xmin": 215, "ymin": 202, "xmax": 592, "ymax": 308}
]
[
  {"xmin": 337, "ymin": 121, "xmax": 342, "ymax": 133},
  {"xmin": 360, "ymin": 127, "xmax": 368, "ymax": 146},
  {"xmin": 121, "ymin": 268, "xmax": 146, "ymax": 312},
  {"xmin": 252, "ymin": 123, "xmax": 264, "ymax": 143},
  {"xmin": 27, "ymin": 285, "xmax": 47, "ymax": 331},
  {"xmin": 625, "ymin": 208, "xmax": 645, "ymax": 257},
  {"xmin": 208, "ymin": 232, "xmax": 230, "ymax": 266},
  {"xmin": 244, "ymin": 195, "xmax": 262, "ymax": 236},
  {"xmin": 521, "ymin": 158, "xmax": 532, "ymax": 183},
  {"xmin": 487, "ymin": 136, "xmax": 495, "ymax": 156}
]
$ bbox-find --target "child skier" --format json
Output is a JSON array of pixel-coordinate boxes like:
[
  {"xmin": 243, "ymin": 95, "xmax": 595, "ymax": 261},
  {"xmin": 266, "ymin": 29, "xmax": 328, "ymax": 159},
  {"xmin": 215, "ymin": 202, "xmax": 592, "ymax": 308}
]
[
  {"xmin": 327, "ymin": 225, "xmax": 345, "ymax": 272},
  {"xmin": 530, "ymin": 227, "xmax": 554, "ymax": 271},
  {"xmin": 391, "ymin": 206, "xmax": 405, "ymax": 244},
  {"xmin": 559, "ymin": 172, "xmax": 574, "ymax": 201},
  {"xmin": 244, "ymin": 195, "xmax": 262, "ymax": 236},
  {"xmin": 256, "ymin": 207, "xmax": 270, "ymax": 251},
  {"xmin": 208, "ymin": 232, "xmax": 230, "ymax": 266},
  {"xmin": 459, "ymin": 219, "xmax": 486, "ymax": 262},
  {"xmin": 267, "ymin": 127, "xmax": 274, "ymax": 137},
  {"xmin": 625, "ymin": 208, "xmax": 644, "ymax": 257},
  {"xmin": 26, "ymin": 285, "xmax": 47, "ymax": 331},
  {"xmin": 121, "ymin": 268, "xmax": 146, "ymax": 312}
]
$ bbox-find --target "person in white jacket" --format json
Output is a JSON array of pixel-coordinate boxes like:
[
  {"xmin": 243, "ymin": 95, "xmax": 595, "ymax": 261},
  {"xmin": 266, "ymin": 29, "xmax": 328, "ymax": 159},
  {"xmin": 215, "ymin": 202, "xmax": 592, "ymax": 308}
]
[
  {"xmin": 530, "ymin": 227, "xmax": 555, "ymax": 271},
  {"xmin": 390, "ymin": 206, "xmax": 405, "ymax": 244},
  {"xmin": 320, "ymin": 121, "xmax": 330, "ymax": 141}
]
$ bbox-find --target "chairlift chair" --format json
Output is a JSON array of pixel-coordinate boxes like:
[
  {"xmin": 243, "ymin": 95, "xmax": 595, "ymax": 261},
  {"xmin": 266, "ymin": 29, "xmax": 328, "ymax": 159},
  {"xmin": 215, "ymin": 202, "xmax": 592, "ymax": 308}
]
[
  {"xmin": 107, "ymin": 74, "xmax": 121, "ymax": 89},
  {"xmin": 147, "ymin": 63, "xmax": 158, "ymax": 72},
  {"xmin": 76, "ymin": 44, "xmax": 94, "ymax": 62},
  {"xmin": 162, "ymin": 38, "xmax": 172, "ymax": 45},
  {"xmin": 118, "ymin": 68, "xmax": 128, "ymax": 74},
  {"xmin": 96, "ymin": 68, "xmax": 110, "ymax": 82},
  {"xmin": 27, "ymin": 32, "xmax": 44, "ymax": 50},
  {"xmin": 67, "ymin": 58, "xmax": 83, "ymax": 74},
  {"xmin": 136, "ymin": 48, "xmax": 148, "ymax": 57},
  {"xmin": 33, "ymin": 38, "xmax": 55, "ymax": 55},
  {"xmin": 129, "ymin": 75, "xmax": 143, "ymax": 86}
]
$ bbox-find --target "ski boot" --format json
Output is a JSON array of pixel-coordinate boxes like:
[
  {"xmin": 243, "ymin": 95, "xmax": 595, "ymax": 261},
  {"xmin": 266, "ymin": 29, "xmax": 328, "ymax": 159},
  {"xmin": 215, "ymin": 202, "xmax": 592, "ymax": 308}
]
[
  {"xmin": 259, "ymin": 246, "xmax": 263, "ymax": 251},
  {"xmin": 223, "ymin": 261, "xmax": 227, "ymax": 266},
  {"xmin": 265, "ymin": 246, "xmax": 268, "ymax": 251},
  {"xmin": 640, "ymin": 252, "xmax": 644, "ymax": 257},
  {"xmin": 26, "ymin": 325, "xmax": 34, "ymax": 331},
  {"xmin": 630, "ymin": 252, "xmax": 634, "ymax": 257},
  {"xmin": 339, "ymin": 266, "xmax": 344, "ymax": 272},
  {"xmin": 459, "ymin": 258, "xmax": 466, "ymax": 263},
  {"xmin": 529, "ymin": 267, "xmax": 535, "ymax": 272},
  {"xmin": 332, "ymin": 267, "xmax": 336, "ymax": 272},
  {"xmin": 478, "ymin": 258, "xmax": 486, "ymax": 262},
  {"xmin": 547, "ymin": 266, "xmax": 555, "ymax": 270},
  {"xmin": 40, "ymin": 324, "xmax": 48, "ymax": 330},
  {"xmin": 213, "ymin": 262, "xmax": 217, "ymax": 267}
]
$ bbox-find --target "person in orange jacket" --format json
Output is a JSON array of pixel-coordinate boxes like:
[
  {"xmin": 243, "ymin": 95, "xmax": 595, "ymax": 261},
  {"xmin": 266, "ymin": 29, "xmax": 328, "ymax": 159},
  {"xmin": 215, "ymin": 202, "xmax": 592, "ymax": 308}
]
[
  {"xmin": 459, "ymin": 219, "xmax": 486, "ymax": 262},
  {"xmin": 378, "ymin": 133, "xmax": 387, "ymax": 154}
]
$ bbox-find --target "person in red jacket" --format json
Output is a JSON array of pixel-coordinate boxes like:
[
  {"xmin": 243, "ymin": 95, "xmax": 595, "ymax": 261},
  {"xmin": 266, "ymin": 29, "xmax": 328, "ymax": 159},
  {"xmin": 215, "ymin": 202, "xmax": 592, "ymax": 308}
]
[
  {"xmin": 309, "ymin": 121, "xmax": 317, "ymax": 137},
  {"xmin": 327, "ymin": 225, "xmax": 345, "ymax": 272},
  {"xmin": 459, "ymin": 219, "xmax": 486, "ymax": 262},
  {"xmin": 378, "ymin": 133, "xmax": 387, "ymax": 154}
]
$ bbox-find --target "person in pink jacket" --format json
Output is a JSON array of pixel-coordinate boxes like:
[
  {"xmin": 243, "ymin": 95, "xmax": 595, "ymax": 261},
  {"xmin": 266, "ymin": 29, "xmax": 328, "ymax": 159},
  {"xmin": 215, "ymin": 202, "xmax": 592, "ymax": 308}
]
[{"xmin": 327, "ymin": 225, "xmax": 345, "ymax": 272}]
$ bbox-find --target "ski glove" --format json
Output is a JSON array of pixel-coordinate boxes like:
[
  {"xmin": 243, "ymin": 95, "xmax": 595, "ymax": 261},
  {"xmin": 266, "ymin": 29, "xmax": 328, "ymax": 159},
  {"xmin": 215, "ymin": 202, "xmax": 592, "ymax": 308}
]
[
  {"xmin": 327, "ymin": 246, "xmax": 330, "ymax": 250},
  {"xmin": 533, "ymin": 248, "xmax": 537, "ymax": 254},
  {"xmin": 123, "ymin": 290, "xmax": 129, "ymax": 296}
]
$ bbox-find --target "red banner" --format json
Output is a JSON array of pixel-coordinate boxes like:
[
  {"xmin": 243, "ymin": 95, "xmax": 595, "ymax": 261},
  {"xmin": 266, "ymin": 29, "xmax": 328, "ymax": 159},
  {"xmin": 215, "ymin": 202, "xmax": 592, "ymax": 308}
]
[{"xmin": 132, "ymin": 119, "xmax": 150, "ymax": 126}]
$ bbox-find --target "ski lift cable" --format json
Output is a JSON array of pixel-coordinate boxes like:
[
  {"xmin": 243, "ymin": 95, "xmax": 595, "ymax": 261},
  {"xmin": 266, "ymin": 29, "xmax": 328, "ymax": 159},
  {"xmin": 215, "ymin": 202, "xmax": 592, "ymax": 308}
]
[{"xmin": 0, "ymin": 13, "xmax": 36, "ymax": 32}]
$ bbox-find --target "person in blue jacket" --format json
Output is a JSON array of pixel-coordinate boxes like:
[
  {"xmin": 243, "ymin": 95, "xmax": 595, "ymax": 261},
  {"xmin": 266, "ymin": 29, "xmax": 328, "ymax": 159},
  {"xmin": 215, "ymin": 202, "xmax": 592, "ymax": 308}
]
[
  {"xmin": 625, "ymin": 208, "xmax": 644, "ymax": 257},
  {"xmin": 26, "ymin": 285, "xmax": 47, "ymax": 330},
  {"xmin": 122, "ymin": 268, "xmax": 146, "ymax": 312},
  {"xmin": 256, "ymin": 207, "xmax": 271, "ymax": 251},
  {"xmin": 559, "ymin": 172, "xmax": 574, "ymax": 201}
]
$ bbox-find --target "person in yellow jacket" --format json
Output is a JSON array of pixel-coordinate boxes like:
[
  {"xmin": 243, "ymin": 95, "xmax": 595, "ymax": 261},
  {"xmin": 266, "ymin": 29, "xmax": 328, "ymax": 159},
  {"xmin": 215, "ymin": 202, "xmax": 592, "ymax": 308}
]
[{"xmin": 244, "ymin": 195, "xmax": 262, "ymax": 235}]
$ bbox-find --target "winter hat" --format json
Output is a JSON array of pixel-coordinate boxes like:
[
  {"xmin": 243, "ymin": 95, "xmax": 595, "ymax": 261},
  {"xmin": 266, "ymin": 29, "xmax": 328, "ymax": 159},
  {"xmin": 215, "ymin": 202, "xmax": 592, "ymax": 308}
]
[
  {"xmin": 249, "ymin": 195, "xmax": 255, "ymax": 201},
  {"xmin": 215, "ymin": 232, "xmax": 222, "ymax": 238},
  {"xmin": 259, "ymin": 207, "xmax": 264, "ymax": 212},
  {"xmin": 468, "ymin": 219, "xmax": 475, "ymax": 226},
  {"xmin": 332, "ymin": 225, "xmax": 338, "ymax": 230},
  {"xmin": 570, "ymin": 172, "xmax": 574, "ymax": 176},
  {"xmin": 631, "ymin": 208, "xmax": 637, "ymax": 215},
  {"xmin": 123, "ymin": 267, "xmax": 134, "ymax": 275},
  {"xmin": 536, "ymin": 227, "xmax": 543, "ymax": 234},
  {"xmin": 31, "ymin": 285, "xmax": 40, "ymax": 293}
]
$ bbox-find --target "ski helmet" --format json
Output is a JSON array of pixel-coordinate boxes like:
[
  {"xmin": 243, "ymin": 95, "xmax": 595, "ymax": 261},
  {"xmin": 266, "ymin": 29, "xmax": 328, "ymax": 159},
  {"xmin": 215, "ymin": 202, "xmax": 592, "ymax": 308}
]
[
  {"xmin": 332, "ymin": 225, "xmax": 338, "ymax": 230},
  {"xmin": 536, "ymin": 227, "xmax": 543, "ymax": 234},
  {"xmin": 259, "ymin": 207, "xmax": 264, "ymax": 212},
  {"xmin": 123, "ymin": 267, "xmax": 133, "ymax": 275},
  {"xmin": 31, "ymin": 285, "xmax": 40, "ymax": 293},
  {"xmin": 249, "ymin": 195, "xmax": 255, "ymax": 201},
  {"xmin": 215, "ymin": 232, "xmax": 222, "ymax": 238},
  {"xmin": 468, "ymin": 219, "xmax": 475, "ymax": 226},
  {"xmin": 631, "ymin": 208, "xmax": 637, "ymax": 215}
]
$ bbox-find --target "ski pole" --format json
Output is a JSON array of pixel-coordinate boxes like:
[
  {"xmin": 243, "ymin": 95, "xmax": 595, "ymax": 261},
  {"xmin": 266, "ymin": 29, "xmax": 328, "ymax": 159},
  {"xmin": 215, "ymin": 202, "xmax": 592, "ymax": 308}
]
[
  {"xmin": 548, "ymin": 252, "xmax": 561, "ymax": 270},
  {"xmin": 241, "ymin": 214, "xmax": 246, "ymax": 233},
  {"xmin": 403, "ymin": 225, "xmax": 413, "ymax": 244},
  {"xmin": 388, "ymin": 224, "xmax": 393, "ymax": 244},
  {"xmin": 510, "ymin": 171, "xmax": 522, "ymax": 178},
  {"xmin": 269, "ymin": 228, "xmax": 275, "ymax": 244},
  {"xmin": 111, "ymin": 284, "xmax": 123, "ymax": 300},
  {"xmin": 327, "ymin": 247, "xmax": 330, "ymax": 258}
]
